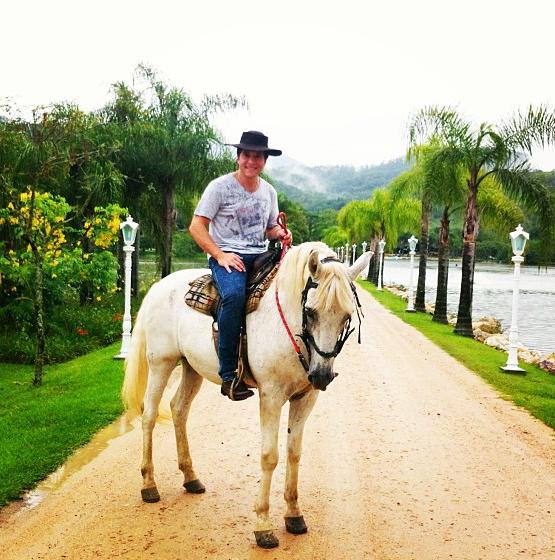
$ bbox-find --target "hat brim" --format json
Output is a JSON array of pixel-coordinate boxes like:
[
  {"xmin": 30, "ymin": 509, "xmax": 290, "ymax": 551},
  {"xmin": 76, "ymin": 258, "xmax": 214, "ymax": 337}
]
[{"xmin": 227, "ymin": 143, "xmax": 282, "ymax": 156}]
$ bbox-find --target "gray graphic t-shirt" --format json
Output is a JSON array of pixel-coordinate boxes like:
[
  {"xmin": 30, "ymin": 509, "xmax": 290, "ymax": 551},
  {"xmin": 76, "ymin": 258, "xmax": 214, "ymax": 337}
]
[{"xmin": 194, "ymin": 173, "xmax": 279, "ymax": 254}]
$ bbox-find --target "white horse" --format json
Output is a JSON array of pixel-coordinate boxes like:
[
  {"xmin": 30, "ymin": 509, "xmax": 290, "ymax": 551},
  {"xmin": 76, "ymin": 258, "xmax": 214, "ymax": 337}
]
[{"xmin": 122, "ymin": 241, "xmax": 372, "ymax": 548}]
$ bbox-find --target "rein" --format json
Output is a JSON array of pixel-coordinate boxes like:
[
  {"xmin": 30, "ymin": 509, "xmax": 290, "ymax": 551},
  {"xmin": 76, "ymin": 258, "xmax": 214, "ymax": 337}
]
[
  {"xmin": 274, "ymin": 212, "xmax": 311, "ymax": 371},
  {"xmin": 275, "ymin": 253, "xmax": 363, "ymax": 373}
]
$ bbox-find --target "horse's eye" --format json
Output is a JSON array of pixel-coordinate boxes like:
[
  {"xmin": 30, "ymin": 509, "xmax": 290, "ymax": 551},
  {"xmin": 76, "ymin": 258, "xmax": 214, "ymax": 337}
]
[{"xmin": 306, "ymin": 308, "xmax": 316, "ymax": 319}]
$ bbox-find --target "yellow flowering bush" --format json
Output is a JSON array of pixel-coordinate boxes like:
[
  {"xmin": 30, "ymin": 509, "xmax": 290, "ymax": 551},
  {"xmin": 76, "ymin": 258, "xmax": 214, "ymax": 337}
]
[
  {"xmin": 83, "ymin": 205, "xmax": 122, "ymax": 249},
  {"xmin": 0, "ymin": 188, "xmax": 126, "ymax": 304}
]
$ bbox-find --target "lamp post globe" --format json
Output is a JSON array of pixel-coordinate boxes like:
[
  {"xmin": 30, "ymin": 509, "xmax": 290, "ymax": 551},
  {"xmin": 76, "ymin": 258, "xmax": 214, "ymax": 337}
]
[
  {"xmin": 377, "ymin": 239, "xmax": 386, "ymax": 291},
  {"xmin": 115, "ymin": 216, "xmax": 139, "ymax": 360},
  {"xmin": 501, "ymin": 225, "xmax": 529, "ymax": 373},
  {"xmin": 406, "ymin": 235, "xmax": 418, "ymax": 312}
]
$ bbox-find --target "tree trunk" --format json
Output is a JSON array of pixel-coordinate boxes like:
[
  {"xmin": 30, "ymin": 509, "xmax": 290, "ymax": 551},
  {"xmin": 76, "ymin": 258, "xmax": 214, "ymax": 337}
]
[
  {"xmin": 33, "ymin": 250, "xmax": 45, "ymax": 386},
  {"xmin": 433, "ymin": 206, "xmax": 450, "ymax": 324},
  {"xmin": 161, "ymin": 185, "xmax": 175, "ymax": 278},
  {"xmin": 80, "ymin": 234, "xmax": 94, "ymax": 304},
  {"xmin": 455, "ymin": 181, "xmax": 479, "ymax": 336},
  {"xmin": 117, "ymin": 236, "xmax": 124, "ymax": 289},
  {"xmin": 415, "ymin": 195, "xmax": 431, "ymax": 312},
  {"xmin": 366, "ymin": 238, "xmax": 378, "ymax": 282},
  {"xmin": 131, "ymin": 227, "xmax": 140, "ymax": 297}
]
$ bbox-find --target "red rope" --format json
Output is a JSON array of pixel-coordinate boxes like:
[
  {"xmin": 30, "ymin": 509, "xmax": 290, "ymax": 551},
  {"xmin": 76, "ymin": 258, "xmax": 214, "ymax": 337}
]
[
  {"xmin": 275, "ymin": 285, "xmax": 302, "ymax": 354},
  {"xmin": 274, "ymin": 211, "xmax": 303, "ymax": 356},
  {"xmin": 276, "ymin": 211, "xmax": 291, "ymax": 262}
]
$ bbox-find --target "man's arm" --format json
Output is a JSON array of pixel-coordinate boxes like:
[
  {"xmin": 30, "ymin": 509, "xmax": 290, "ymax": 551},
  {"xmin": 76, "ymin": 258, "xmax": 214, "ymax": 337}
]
[{"xmin": 189, "ymin": 215, "xmax": 245, "ymax": 272}]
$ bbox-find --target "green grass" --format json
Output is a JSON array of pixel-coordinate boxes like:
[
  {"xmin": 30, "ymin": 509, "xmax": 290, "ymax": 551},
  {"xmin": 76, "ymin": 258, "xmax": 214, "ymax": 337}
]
[
  {"xmin": 0, "ymin": 343, "xmax": 125, "ymax": 506},
  {"xmin": 359, "ymin": 280, "xmax": 555, "ymax": 431}
]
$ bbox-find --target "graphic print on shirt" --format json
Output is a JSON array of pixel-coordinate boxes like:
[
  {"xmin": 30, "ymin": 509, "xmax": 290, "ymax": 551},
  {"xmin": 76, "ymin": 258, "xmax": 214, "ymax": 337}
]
[{"xmin": 236, "ymin": 198, "xmax": 267, "ymax": 245}]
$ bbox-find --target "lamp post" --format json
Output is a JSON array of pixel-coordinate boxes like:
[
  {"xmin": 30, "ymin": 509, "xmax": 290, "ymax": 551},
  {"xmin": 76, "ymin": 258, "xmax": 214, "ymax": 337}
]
[
  {"xmin": 501, "ymin": 224, "xmax": 529, "ymax": 373},
  {"xmin": 114, "ymin": 215, "xmax": 139, "ymax": 360},
  {"xmin": 351, "ymin": 243, "xmax": 357, "ymax": 265},
  {"xmin": 406, "ymin": 235, "xmax": 418, "ymax": 312},
  {"xmin": 344, "ymin": 243, "xmax": 349, "ymax": 264},
  {"xmin": 377, "ymin": 239, "xmax": 386, "ymax": 291},
  {"xmin": 362, "ymin": 241, "xmax": 368, "ymax": 253}
]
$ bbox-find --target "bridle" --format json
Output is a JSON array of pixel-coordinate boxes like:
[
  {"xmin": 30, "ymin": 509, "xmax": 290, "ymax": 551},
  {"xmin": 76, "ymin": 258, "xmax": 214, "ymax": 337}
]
[{"xmin": 275, "ymin": 255, "xmax": 364, "ymax": 373}]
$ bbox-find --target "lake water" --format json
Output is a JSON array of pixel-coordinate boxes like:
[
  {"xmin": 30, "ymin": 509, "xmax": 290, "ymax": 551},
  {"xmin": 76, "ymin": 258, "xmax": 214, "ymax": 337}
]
[{"xmin": 381, "ymin": 258, "xmax": 555, "ymax": 357}]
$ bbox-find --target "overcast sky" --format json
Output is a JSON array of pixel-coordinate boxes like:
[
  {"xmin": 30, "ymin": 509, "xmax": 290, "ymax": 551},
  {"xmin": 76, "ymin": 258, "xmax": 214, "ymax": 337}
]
[{"xmin": 3, "ymin": 0, "xmax": 555, "ymax": 170}]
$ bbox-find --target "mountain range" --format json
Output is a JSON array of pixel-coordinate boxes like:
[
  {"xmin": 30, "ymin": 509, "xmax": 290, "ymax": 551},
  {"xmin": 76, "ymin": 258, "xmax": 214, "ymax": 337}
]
[{"xmin": 266, "ymin": 155, "xmax": 410, "ymax": 211}]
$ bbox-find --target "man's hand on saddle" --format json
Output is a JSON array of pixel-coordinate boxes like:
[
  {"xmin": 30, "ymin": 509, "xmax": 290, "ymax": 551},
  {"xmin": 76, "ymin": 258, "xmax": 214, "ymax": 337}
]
[{"xmin": 217, "ymin": 252, "xmax": 246, "ymax": 273}]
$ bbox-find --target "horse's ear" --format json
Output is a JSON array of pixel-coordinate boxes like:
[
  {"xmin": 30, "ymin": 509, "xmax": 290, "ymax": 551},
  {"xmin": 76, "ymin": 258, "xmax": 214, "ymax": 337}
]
[
  {"xmin": 308, "ymin": 251, "xmax": 320, "ymax": 277},
  {"xmin": 346, "ymin": 251, "xmax": 373, "ymax": 281}
]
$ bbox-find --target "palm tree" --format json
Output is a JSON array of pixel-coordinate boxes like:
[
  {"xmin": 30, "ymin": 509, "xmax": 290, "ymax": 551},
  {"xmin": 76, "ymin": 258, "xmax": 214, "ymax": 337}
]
[
  {"xmin": 409, "ymin": 106, "xmax": 555, "ymax": 336},
  {"xmin": 432, "ymin": 177, "xmax": 524, "ymax": 324},
  {"xmin": 337, "ymin": 189, "xmax": 419, "ymax": 283},
  {"xmin": 389, "ymin": 142, "xmax": 464, "ymax": 318}
]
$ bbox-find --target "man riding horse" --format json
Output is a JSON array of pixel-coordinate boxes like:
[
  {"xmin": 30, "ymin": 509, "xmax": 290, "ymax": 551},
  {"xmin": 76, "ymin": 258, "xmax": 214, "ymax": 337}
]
[{"xmin": 189, "ymin": 131, "xmax": 292, "ymax": 401}]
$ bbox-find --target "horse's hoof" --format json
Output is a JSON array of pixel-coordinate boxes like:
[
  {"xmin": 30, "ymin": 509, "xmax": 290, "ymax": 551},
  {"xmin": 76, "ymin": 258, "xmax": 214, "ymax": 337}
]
[
  {"xmin": 141, "ymin": 486, "xmax": 160, "ymax": 503},
  {"xmin": 254, "ymin": 530, "xmax": 279, "ymax": 549},
  {"xmin": 285, "ymin": 515, "xmax": 308, "ymax": 534},
  {"xmin": 184, "ymin": 479, "xmax": 206, "ymax": 494}
]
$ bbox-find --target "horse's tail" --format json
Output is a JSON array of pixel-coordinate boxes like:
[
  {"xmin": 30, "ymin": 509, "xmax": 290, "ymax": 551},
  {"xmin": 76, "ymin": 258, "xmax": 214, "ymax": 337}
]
[{"xmin": 121, "ymin": 300, "xmax": 149, "ymax": 419}]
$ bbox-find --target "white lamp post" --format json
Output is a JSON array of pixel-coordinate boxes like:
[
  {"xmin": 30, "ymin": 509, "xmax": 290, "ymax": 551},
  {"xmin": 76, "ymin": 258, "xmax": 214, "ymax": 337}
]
[
  {"xmin": 501, "ymin": 224, "xmax": 529, "ymax": 373},
  {"xmin": 114, "ymin": 215, "xmax": 139, "ymax": 360},
  {"xmin": 406, "ymin": 235, "xmax": 418, "ymax": 312},
  {"xmin": 351, "ymin": 243, "xmax": 357, "ymax": 265},
  {"xmin": 377, "ymin": 239, "xmax": 386, "ymax": 291},
  {"xmin": 362, "ymin": 241, "xmax": 368, "ymax": 253},
  {"xmin": 344, "ymin": 243, "xmax": 349, "ymax": 264}
]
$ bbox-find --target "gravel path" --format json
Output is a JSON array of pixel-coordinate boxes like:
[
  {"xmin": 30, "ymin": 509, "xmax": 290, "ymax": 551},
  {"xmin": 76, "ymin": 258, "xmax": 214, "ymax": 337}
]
[{"xmin": 1, "ymin": 288, "xmax": 554, "ymax": 559}]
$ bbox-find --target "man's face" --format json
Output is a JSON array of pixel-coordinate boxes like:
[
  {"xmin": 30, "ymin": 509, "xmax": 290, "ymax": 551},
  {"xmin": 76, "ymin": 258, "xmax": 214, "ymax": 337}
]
[{"xmin": 237, "ymin": 150, "xmax": 266, "ymax": 179}]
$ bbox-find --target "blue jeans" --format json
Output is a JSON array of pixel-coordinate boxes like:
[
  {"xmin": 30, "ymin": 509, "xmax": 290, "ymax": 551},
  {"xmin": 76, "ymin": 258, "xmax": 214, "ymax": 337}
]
[{"xmin": 209, "ymin": 253, "xmax": 258, "ymax": 382}]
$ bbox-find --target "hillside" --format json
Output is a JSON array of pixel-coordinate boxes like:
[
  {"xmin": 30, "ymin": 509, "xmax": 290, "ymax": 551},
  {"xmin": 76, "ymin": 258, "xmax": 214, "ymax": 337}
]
[{"xmin": 266, "ymin": 156, "xmax": 410, "ymax": 210}]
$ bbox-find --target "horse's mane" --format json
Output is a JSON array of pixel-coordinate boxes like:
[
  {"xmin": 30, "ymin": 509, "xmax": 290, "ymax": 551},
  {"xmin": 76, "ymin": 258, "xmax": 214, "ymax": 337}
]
[{"xmin": 276, "ymin": 242, "xmax": 354, "ymax": 312}]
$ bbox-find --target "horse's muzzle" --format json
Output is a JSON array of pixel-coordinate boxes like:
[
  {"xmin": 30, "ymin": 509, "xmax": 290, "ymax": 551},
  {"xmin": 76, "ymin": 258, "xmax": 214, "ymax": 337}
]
[{"xmin": 307, "ymin": 369, "xmax": 338, "ymax": 391}]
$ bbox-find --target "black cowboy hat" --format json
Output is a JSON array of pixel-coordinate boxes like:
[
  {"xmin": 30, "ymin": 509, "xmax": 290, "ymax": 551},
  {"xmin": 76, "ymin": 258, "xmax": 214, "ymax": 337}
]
[{"xmin": 227, "ymin": 130, "xmax": 282, "ymax": 156}]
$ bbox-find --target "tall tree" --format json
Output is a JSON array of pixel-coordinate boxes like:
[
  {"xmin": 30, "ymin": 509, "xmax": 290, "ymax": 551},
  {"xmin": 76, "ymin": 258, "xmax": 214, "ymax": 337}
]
[
  {"xmin": 389, "ymin": 143, "xmax": 464, "ymax": 317},
  {"xmin": 409, "ymin": 106, "xmax": 555, "ymax": 335},
  {"xmin": 103, "ymin": 65, "xmax": 244, "ymax": 277}
]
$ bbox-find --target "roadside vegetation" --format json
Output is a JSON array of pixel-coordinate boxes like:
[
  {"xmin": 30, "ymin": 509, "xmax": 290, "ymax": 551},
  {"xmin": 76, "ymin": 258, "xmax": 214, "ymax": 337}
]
[
  {"xmin": 360, "ymin": 281, "xmax": 555, "ymax": 431},
  {"xmin": 0, "ymin": 343, "xmax": 124, "ymax": 506}
]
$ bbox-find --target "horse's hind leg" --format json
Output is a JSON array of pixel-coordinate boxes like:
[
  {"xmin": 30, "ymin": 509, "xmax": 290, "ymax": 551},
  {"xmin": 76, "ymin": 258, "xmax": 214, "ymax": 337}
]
[
  {"xmin": 140, "ymin": 357, "xmax": 174, "ymax": 503},
  {"xmin": 171, "ymin": 358, "xmax": 205, "ymax": 494},
  {"xmin": 284, "ymin": 390, "xmax": 318, "ymax": 535}
]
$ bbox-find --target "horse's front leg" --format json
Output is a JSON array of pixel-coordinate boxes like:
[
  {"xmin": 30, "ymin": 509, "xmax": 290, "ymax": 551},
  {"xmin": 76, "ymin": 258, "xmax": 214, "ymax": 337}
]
[
  {"xmin": 254, "ymin": 391, "xmax": 284, "ymax": 549},
  {"xmin": 284, "ymin": 390, "xmax": 318, "ymax": 535}
]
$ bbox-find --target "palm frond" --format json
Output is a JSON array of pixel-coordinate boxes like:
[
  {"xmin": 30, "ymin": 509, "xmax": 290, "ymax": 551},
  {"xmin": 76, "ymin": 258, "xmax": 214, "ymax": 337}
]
[
  {"xmin": 492, "ymin": 166, "xmax": 552, "ymax": 214},
  {"xmin": 477, "ymin": 178, "xmax": 524, "ymax": 234},
  {"xmin": 499, "ymin": 105, "xmax": 555, "ymax": 154},
  {"xmin": 408, "ymin": 105, "xmax": 472, "ymax": 149}
]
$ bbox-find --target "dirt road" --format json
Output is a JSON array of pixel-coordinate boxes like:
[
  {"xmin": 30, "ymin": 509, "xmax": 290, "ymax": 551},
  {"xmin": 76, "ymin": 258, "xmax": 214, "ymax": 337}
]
[{"xmin": 1, "ymin": 289, "xmax": 554, "ymax": 559}]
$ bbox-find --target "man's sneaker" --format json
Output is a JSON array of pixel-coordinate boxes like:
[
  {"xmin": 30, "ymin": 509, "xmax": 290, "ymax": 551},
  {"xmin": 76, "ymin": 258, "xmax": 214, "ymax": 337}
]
[{"xmin": 221, "ymin": 378, "xmax": 254, "ymax": 401}]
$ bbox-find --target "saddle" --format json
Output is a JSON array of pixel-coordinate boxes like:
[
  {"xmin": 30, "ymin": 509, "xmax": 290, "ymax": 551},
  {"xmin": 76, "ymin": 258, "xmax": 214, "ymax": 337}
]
[{"xmin": 184, "ymin": 249, "xmax": 281, "ymax": 388}]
